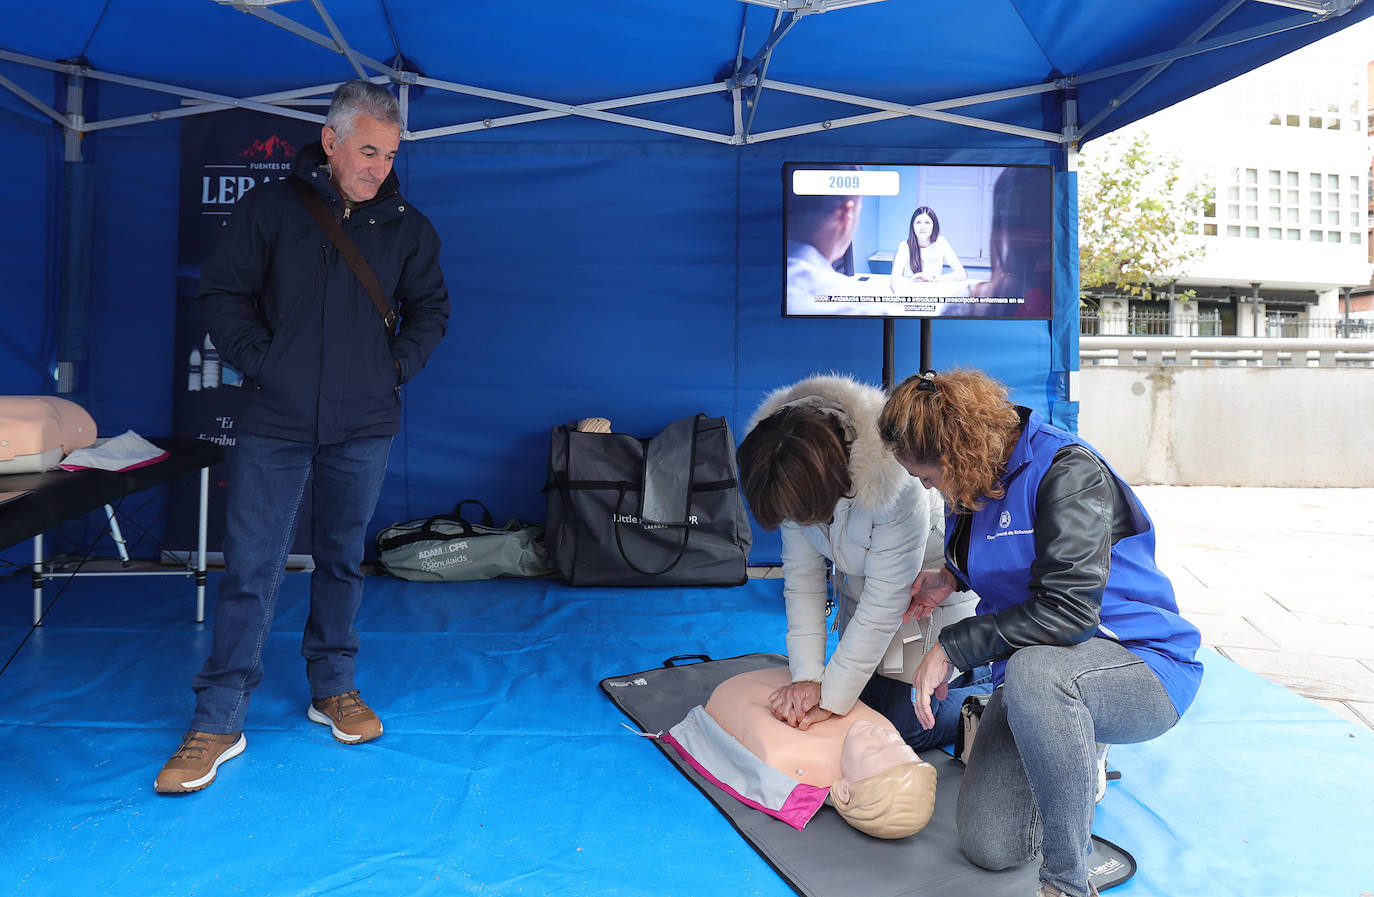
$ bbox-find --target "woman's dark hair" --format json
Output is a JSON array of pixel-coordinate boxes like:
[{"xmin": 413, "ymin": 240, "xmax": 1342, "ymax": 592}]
[
  {"xmin": 904, "ymin": 206, "xmax": 941, "ymax": 275},
  {"xmin": 736, "ymin": 407, "xmax": 852, "ymax": 531}
]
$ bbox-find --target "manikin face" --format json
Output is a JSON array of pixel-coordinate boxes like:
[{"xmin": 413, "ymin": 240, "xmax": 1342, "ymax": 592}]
[
  {"xmin": 911, "ymin": 213, "xmax": 935, "ymax": 247},
  {"xmin": 322, "ymin": 114, "xmax": 401, "ymax": 203},
  {"xmin": 897, "ymin": 455, "xmax": 945, "ymax": 493},
  {"xmin": 839, "ymin": 719, "xmax": 918, "ymax": 782}
]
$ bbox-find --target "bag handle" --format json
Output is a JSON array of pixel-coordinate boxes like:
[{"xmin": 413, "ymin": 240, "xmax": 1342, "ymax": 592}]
[
  {"xmin": 612, "ymin": 415, "xmax": 701, "ymax": 577},
  {"xmin": 451, "ymin": 499, "xmax": 496, "ymax": 527},
  {"xmin": 663, "ymin": 654, "xmax": 712, "ymax": 667},
  {"xmin": 291, "ymin": 177, "xmax": 397, "ymax": 332}
]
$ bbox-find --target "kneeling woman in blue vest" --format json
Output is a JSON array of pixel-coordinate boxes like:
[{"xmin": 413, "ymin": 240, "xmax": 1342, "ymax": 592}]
[{"xmin": 877, "ymin": 369, "xmax": 1202, "ymax": 897}]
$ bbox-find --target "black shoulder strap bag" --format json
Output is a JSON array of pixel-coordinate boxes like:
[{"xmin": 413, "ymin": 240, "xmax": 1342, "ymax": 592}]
[{"xmin": 291, "ymin": 177, "xmax": 397, "ymax": 332}]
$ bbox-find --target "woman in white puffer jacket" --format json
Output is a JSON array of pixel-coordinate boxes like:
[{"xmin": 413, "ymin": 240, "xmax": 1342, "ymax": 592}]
[{"xmin": 738, "ymin": 374, "xmax": 985, "ymax": 750}]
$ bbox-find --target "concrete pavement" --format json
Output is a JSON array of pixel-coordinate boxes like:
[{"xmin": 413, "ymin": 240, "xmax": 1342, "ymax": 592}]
[{"xmin": 1137, "ymin": 485, "xmax": 1374, "ymax": 732}]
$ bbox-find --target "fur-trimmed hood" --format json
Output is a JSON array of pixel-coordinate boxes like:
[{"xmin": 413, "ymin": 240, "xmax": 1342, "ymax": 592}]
[{"xmin": 745, "ymin": 373, "xmax": 909, "ymax": 516}]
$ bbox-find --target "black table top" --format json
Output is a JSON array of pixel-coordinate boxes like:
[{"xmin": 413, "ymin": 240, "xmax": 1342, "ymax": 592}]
[{"xmin": 0, "ymin": 437, "xmax": 225, "ymax": 552}]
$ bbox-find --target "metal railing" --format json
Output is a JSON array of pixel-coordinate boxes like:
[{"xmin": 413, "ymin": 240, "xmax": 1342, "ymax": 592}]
[
  {"xmin": 1080, "ymin": 310, "xmax": 1374, "ymax": 339},
  {"xmin": 1080, "ymin": 335, "xmax": 1374, "ymax": 366}
]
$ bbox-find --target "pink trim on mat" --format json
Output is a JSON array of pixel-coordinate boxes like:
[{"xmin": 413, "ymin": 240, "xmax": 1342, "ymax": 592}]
[
  {"xmin": 60, "ymin": 450, "xmax": 170, "ymax": 473},
  {"xmin": 663, "ymin": 732, "xmax": 829, "ymax": 830}
]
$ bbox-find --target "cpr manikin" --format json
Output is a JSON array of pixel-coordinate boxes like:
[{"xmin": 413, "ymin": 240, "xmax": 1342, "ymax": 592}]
[{"xmin": 704, "ymin": 667, "xmax": 937, "ymax": 839}]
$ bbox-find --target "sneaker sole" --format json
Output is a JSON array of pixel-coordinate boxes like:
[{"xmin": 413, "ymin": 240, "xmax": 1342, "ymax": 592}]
[
  {"xmin": 307, "ymin": 704, "xmax": 382, "ymax": 744},
  {"xmin": 153, "ymin": 733, "xmax": 246, "ymax": 794}
]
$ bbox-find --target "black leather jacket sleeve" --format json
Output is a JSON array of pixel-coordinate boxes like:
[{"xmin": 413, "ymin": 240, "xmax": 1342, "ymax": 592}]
[{"xmin": 940, "ymin": 445, "xmax": 1134, "ymax": 672}]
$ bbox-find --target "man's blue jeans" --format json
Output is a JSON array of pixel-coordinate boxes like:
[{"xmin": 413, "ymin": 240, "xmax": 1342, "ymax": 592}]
[
  {"xmin": 860, "ymin": 664, "xmax": 993, "ymax": 752},
  {"xmin": 191, "ymin": 431, "xmax": 392, "ymax": 734},
  {"xmin": 956, "ymin": 638, "xmax": 1180, "ymax": 897}
]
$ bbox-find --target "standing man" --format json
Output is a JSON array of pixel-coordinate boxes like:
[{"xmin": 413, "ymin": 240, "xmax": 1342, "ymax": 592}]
[{"xmin": 155, "ymin": 80, "xmax": 449, "ymax": 794}]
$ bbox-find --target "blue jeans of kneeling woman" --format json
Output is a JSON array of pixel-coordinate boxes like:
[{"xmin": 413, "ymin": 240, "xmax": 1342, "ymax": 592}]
[
  {"xmin": 191, "ymin": 431, "xmax": 393, "ymax": 734},
  {"xmin": 959, "ymin": 638, "xmax": 1178, "ymax": 897},
  {"xmin": 861, "ymin": 664, "xmax": 993, "ymax": 751}
]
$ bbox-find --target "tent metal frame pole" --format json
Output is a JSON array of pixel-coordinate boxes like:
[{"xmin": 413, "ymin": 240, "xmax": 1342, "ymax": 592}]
[
  {"xmin": 0, "ymin": 0, "xmax": 1355, "ymax": 147},
  {"xmin": 754, "ymin": 79, "xmax": 1063, "ymax": 143},
  {"xmin": 1073, "ymin": 6, "xmax": 1344, "ymax": 139},
  {"xmin": 738, "ymin": 10, "xmax": 794, "ymax": 140},
  {"xmin": 221, "ymin": 1, "xmax": 396, "ymax": 76},
  {"xmin": 83, "ymin": 81, "xmax": 355, "ymax": 133},
  {"xmin": 1075, "ymin": 0, "xmax": 1249, "ymax": 140},
  {"xmin": 0, "ymin": 70, "xmax": 67, "ymax": 127},
  {"xmin": 407, "ymin": 77, "xmax": 731, "ymax": 143},
  {"xmin": 0, "ymin": 49, "xmax": 326, "ymax": 129},
  {"xmin": 729, "ymin": 11, "xmax": 750, "ymax": 142},
  {"xmin": 307, "ymin": 0, "xmax": 370, "ymax": 82},
  {"xmin": 738, "ymin": 0, "xmax": 891, "ymax": 13}
]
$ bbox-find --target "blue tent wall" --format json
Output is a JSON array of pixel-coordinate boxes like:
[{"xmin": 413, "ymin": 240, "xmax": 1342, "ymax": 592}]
[
  {"xmin": 1, "ymin": 73, "xmax": 59, "ymax": 398},
  {"xmin": 34, "ymin": 108, "xmax": 1065, "ymax": 564},
  {"xmin": 4, "ymin": 1, "xmax": 1371, "ymax": 567}
]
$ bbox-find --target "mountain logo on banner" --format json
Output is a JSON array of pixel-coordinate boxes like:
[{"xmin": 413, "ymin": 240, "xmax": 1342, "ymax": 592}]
[{"xmin": 240, "ymin": 135, "xmax": 297, "ymax": 161}]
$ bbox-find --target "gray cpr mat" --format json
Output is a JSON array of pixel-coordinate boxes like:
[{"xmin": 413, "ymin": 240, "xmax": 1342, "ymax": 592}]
[{"xmin": 601, "ymin": 653, "xmax": 1135, "ymax": 897}]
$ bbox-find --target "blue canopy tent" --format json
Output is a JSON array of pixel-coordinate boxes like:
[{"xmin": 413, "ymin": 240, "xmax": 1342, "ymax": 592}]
[
  {"xmin": 5, "ymin": 7, "xmax": 1374, "ymax": 897},
  {"xmin": 1, "ymin": 0, "xmax": 1369, "ymax": 559}
]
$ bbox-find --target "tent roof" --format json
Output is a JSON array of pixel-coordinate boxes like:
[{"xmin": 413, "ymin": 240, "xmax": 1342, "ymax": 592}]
[{"xmin": 2, "ymin": 0, "xmax": 1371, "ymax": 149}]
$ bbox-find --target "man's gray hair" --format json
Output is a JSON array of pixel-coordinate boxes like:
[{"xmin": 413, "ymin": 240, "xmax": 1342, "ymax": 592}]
[{"xmin": 326, "ymin": 80, "xmax": 403, "ymax": 140}]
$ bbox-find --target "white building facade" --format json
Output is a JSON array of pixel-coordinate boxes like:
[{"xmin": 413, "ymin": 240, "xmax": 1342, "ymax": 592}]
[{"xmin": 1081, "ymin": 26, "xmax": 1374, "ymax": 338}]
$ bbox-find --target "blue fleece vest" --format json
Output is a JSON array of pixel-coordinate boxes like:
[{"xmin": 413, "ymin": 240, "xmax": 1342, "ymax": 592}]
[{"xmin": 947, "ymin": 410, "xmax": 1203, "ymax": 717}]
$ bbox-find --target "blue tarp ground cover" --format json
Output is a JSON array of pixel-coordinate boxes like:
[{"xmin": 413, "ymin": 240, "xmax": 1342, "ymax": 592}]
[{"xmin": 0, "ymin": 571, "xmax": 1371, "ymax": 897}]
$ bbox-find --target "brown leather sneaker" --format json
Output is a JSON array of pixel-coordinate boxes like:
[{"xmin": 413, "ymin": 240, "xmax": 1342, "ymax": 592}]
[
  {"xmin": 307, "ymin": 690, "xmax": 383, "ymax": 744},
  {"xmin": 154, "ymin": 730, "xmax": 246, "ymax": 794}
]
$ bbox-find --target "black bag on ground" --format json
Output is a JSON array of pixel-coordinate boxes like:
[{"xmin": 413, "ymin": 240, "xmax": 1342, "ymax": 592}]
[
  {"xmin": 543, "ymin": 414, "xmax": 752, "ymax": 587},
  {"xmin": 376, "ymin": 499, "xmax": 553, "ymax": 582}
]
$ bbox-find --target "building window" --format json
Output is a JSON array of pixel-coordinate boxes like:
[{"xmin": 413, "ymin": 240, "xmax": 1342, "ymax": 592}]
[
  {"xmin": 1269, "ymin": 228, "xmax": 1282, "ymax": 239},
  {"xmin": 1227, "ymin": 225, "xmax": 1241, "ymax": 237},
  {"xmin": 1246, "ymin": 226, "xmax": 1260, "ymax": 238},
  {"xmin": 1204, "ymin": 224, "xmax": 1218, "ymax": 235}
]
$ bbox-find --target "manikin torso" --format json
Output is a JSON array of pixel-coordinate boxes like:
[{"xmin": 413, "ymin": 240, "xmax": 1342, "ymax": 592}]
[{"xmin": 704, "ymin": 667, "xmax": 918, "ymax": 788}]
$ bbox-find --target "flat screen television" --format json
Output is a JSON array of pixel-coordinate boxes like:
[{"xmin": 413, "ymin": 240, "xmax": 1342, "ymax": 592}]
[{"xmin": 782, "ymin": 162, "xmax": 1054, "ymax": 320}]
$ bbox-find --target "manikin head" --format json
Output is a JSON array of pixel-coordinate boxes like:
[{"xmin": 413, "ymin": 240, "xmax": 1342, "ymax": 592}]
[{"xmin": 830, "ymin": 719, "xmax": 937, "ymax": 839}]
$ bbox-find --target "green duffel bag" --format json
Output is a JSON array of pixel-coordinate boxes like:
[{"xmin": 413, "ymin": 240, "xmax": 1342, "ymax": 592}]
[{"xmin": 376, "ymin": 499, "xmax": 553, "ymax": 582}]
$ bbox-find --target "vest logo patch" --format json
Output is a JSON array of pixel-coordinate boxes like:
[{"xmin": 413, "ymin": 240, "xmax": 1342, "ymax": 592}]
[{"xmin": 999, "ymin": 511, "xmax": 1011, "ymax": 529}]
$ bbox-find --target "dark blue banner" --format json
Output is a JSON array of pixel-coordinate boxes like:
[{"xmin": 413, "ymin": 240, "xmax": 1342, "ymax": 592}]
[{"xmin": 168, "ymin": 109, "xmax": 320, "ymax": 557}]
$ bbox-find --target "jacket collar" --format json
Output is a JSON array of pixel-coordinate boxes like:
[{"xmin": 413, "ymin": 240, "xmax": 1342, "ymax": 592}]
[
  {"xmin": 293, "ymin": 141, "xmax": 402, "ymax": 213},
  {"xmin": 999, "ymin": 406, "xmax": 1040, "ymax": 487},
  {"xmin": 747, "ymin": 374, "xmax": 910, "ymax": 515}
]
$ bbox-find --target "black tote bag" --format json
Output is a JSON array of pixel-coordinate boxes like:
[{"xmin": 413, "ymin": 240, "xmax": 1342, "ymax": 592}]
[{"xmin": 543, "ymin": 414, "xmax": 752, "ymax": 587}]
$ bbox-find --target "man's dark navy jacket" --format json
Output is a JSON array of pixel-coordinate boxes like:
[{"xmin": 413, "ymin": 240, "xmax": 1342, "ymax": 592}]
[{"xmin": 198, "ymin": 142, "xmax": 450, "ymax": 444}]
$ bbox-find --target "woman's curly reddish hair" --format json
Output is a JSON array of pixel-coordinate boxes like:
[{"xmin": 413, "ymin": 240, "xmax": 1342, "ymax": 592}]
[{"xmin": 877, "ymin": 369, "xmax": 1021, "ymax": 511}]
